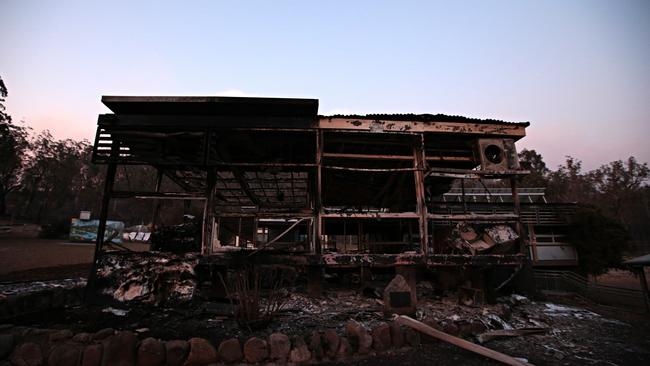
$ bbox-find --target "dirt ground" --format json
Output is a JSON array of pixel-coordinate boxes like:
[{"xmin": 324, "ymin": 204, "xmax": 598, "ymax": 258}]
[
  {"xmin": 591, "ymin": 269, "xmax": 650, "ymax": 290},
  {"xmin": 0, "ymin": 237, "xmax": 149, "ymax": 281}
]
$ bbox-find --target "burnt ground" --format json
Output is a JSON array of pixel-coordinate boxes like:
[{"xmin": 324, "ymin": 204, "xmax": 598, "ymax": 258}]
[
  {"xmin": 1, "ymin": 239, "xmax": 649, "ymax": 365},
  {"xmin": 4, "ymin": 279, "xmax": 649, "ymax": 366}
]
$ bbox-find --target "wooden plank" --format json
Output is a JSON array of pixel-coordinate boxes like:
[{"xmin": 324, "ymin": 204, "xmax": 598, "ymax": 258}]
[
  {"xmin": 323, "ymin": 165, "xmax": 419, "ymax": 172},
  {"xmin": 426, "ymin": 156, "xmax": 474, "ymax": 162},
  {"xmin": 429, "ymin": 167, "xmax": 530, "ymax": 176},
  {"xmin": 318, "ymin": 117, "xmax": 527, "ymax": 138},
  {"xmin": 396, "ymin": 315, "xmax": 530, "ymax": 366},
  {"xmin": 322, "ymin": 152, "xmax": 414, "ymax": 160},
  {"xmin": 111, "ymin": 191, "xmax": 207, "ymax": 200},
  {"xmin": 427, "ymin": 213, "xmax": 519, "ymax": 221},
  {"xmin": 321, "ymin": 212, "xmax": 420, "ymax": 219}
]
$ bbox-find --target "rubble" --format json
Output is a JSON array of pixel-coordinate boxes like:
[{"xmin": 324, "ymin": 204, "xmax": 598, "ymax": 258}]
[
  {"xmin": 150, "ymin": 216, "xmax": 200, "ymax": 254},
  {"xmin": 1, "ymin": 267, "xmax": 649, "ymax": 365},
  {"xmin": 96, "ymin": 252, "xmax": 198, "ymax": 305},
  {"xmin": 447, "ymin": 223, "xmax": 521, "ymax": 255}
]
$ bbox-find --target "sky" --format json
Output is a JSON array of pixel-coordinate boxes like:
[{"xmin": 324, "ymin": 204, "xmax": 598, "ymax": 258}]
[{"xmin": 1, "ymin": 0, "xmax": 649, "ymax": 170}]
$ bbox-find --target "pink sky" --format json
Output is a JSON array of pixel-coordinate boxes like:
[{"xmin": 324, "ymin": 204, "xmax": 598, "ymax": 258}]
[{"xmin": 2, "ymin": 0, "xmax": 649, "ymax": 171}]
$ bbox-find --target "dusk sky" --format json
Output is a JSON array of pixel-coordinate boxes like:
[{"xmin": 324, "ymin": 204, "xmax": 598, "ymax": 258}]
[{"xmin": 2, "ymin": 0, "xmax": 648, "ymax": 170}]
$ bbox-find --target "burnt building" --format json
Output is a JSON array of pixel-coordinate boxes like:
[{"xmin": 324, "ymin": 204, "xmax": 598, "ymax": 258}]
[{"xmin": 90, "ymin": 96, "xmax": 538, "ymax": 290}]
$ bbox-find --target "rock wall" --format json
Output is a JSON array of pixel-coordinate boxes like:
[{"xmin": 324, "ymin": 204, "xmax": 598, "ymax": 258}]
[{"xmin": 0, "ymin": 319, "xmax": 419, "ymax": 365}]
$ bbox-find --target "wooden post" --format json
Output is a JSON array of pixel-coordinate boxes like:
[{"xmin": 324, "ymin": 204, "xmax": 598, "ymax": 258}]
[
  {"xmin": 85, "ymin": 162, "xmax": 117, "ymax": 300},
  {"xmin": 314, "ymin": 130, "xmax": 323, "ymax": 254},
  {"xmin": 413, "ymin": 136, "xmax": 429, "ymax": 254},
  {"xmin": 510, "ymin": 176, "xmax": 523, "ymax": 253},
  {"xmin": 202, "ymin": 169, "xmax": 217, "ymax": 255},
  {"xmin": 528, "ymin": 223, "xmax": 538, "ymax": 263},
  {"xmin": 150, "ymin": 169, "xmax": 163, "ymax": 229}
]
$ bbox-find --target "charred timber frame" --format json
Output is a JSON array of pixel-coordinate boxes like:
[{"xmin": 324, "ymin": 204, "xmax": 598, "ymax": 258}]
[
  {"xmin": 413, "ymin": 135, "xmax": 429, "ymax": 253},
  {"xmin": 89, "ymin": 96, "xmax": 532, "ymax": 273}
]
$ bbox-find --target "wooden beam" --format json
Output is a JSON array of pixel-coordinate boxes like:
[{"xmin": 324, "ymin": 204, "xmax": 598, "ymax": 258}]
[
  {"xmin": 321, "ymin": 212, "xmax": 420, "ymax": 219},
  {"xmin": 323, "ymin": 165, "xmax": 419, "ymax": 172},
  {"xmin": 322, "ymin": 152, "xmax": 414, "ymax": 160},
  {"xmin": 427, "ymin": 213, "xmax": 519, "ymax": 221},
  {"xmin": 396, "ymin": 315, "xmax": 530, "ymax": 366},
  {"xmin": 232, "ymin": 170, "xmax": 261, "ymax": 205},
  {"xmin": 426, "ymin": 156, "xmax": 474, "ymax": 162},
  {"xmin": 111, "ymin": 191, "xmax": 207, "ymax": 200},
  {"xmin": 427, "ymin": 167, "xmax": 530, "ymax": 179},
  {"xmin": 318, "ymin": 117, "xmax": 527, "ymax": 138}
]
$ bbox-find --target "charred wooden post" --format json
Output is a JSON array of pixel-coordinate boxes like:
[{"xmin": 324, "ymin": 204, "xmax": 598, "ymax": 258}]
[
  {"xmin": 314, "ymin": 130, "xmax": 323, "ymax": 254},
  {"xmin": 413, "ymin": 136, "xmax": 429, "ymax": 253},
  {"xmin": 510, "ymin": 176, "xmax": 523, "ymax": 253},
  {"xmin": 150, "ymin": 168, "xmax": 164, "ymax": 229},
  {"xmin": 202, "ymin": 169, "xmax": 217, "ymax": 255},
  {"xmin": 85, "ymin": 162, "xmax": 117, "ymax": 299}
]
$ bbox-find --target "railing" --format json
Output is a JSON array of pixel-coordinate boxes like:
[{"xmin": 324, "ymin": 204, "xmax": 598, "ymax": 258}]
[
  {"xmin": 430, "ymin": 204, "xmax": 575, "ymax": 225},
  {"xmin": 534, "ymin": 270, "xmax": 648, "ymax": 312}
]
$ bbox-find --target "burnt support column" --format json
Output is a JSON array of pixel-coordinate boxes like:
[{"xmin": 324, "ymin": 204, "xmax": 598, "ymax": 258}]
[
  {"xmin": 413, "ymin": 136, "xmax": 429, "ymax": 254},
  {"xmin": 202, "ymin": 169, "xmax": 217, "ymax": 255},
  {"xmin": 150, "ymin": 169, "xmax": 163, "ymax": 229},
  {"xmin": 510, "ymin": 176, "xmax": 523, "ymax": 253},
  {"xmin": 85, "ymin": 162, "xmax": 117, "ymax": 300},
  {"xmin": 314, "ymin": 130, "xmax": 323, "ymax": 254}
]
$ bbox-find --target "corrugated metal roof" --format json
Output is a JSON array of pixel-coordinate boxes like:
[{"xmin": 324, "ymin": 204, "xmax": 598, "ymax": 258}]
[{"xmin": 320, "ymin": 113, "xmax": 530, "ymax": 126}]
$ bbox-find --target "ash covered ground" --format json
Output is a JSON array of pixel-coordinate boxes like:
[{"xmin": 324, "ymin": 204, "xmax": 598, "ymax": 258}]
[{"xmin": 3, "ymin": 275, "xmax": 649, "ymax": 366}]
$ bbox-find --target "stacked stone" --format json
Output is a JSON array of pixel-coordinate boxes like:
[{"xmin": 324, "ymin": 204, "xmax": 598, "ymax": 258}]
[{"xmin": 0, "ymin": 320, "xmax": 418, "ymax": 365}]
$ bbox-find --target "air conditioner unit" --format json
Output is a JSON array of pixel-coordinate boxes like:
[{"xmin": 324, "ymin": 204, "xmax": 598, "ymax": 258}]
[{"xmin": 477, "ymin": 138, "xmax": 519, "ymax": 171}]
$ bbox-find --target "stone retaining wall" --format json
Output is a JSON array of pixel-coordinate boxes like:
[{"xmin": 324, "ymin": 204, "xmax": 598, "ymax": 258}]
[{"xmin": 0, "ymin": 319, "xmax": 420, "ymax": 365}]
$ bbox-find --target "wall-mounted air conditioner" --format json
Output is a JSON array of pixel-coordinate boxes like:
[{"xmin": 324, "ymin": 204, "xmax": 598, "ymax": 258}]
[{"xmin": 477, "ymin": 138, "xmax": 519, "ymax": 171}]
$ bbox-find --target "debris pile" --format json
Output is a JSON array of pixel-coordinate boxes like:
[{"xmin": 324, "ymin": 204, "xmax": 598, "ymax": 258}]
[
  {"xmin": 448, "ymin": 223, "xmax": 519, "ymax": 255},
  {"xmin": 96, "ymin": 252, "xmax": 198, "ymax": 305},
  {"xmin": 150, "ymin": 215, "xmax": 199, "ymax": 253}
]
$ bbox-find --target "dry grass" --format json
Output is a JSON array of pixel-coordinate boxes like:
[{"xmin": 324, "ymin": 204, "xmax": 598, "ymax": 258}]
[{"xmin": 219, "ymin": 265, "xmax": 289, "ymax": 329}]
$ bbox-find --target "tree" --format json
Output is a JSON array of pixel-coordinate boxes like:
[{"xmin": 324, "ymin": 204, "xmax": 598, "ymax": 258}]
[
  {"xmin": 546, "ymin": 156, "xmax": 596, "ymax": 203},
  {"xmin": 567, "ymin": 206, "xmax": 630, "ymax": 275},
  {"xmin": 589, "ymin": 157, "xmax": 649, "ymax": 226},
  {"xmin": 19, "ymin": 131, "xmax": 94, "ymax": 224},
  {"xmin": 0, "ymin": 76, "xmax": 30, "ymax": 217},
  {"xmin": 517, "ymin": 149, "xmax": 549, "ymax": 188}
]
